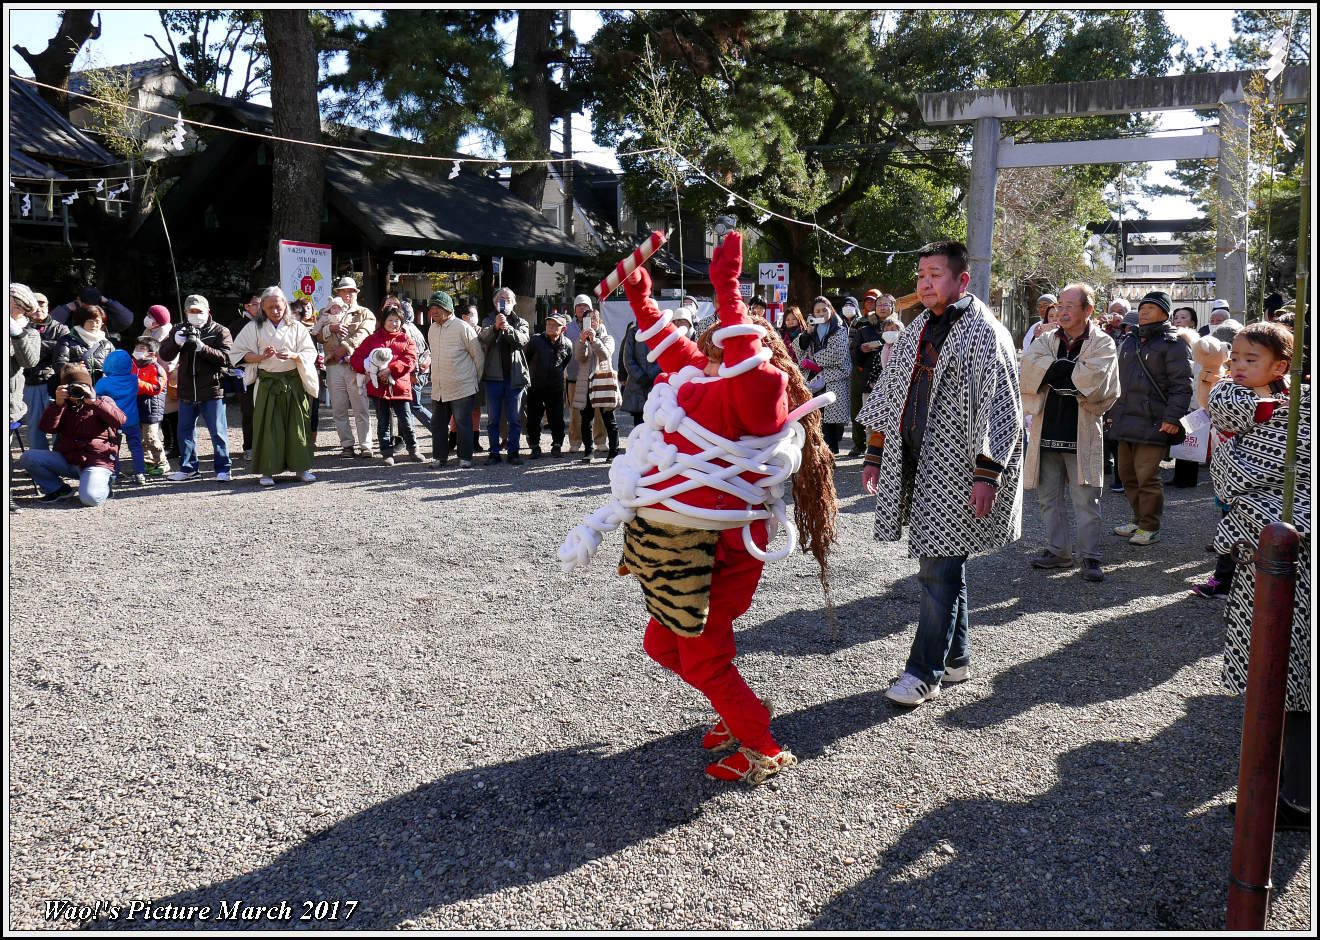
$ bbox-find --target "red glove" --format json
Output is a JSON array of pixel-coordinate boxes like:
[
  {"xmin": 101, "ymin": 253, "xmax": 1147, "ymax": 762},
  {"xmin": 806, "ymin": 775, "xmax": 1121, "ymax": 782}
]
[
  {"xmin": 708, "ymin": 231, "xmax": 744, "ymax": 318},
  {"xmin": 623, "ymin": 265, "xmax": 652, "ymax": 307},
  {"xmin": 799, "ymin": 357, "xmax": 820, "ymax": 373}
]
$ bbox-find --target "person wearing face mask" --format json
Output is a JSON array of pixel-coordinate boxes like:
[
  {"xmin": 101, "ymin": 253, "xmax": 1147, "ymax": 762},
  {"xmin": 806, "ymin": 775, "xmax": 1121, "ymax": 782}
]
[
  {"xmin": 9, "ymin": 285, "xmax": 42, "ymax": 491},
  {"xmin": 141, "ymin": 305, "xmax": 181, "ymax": 462},
  {"xmin": 161, "ymin": 295, "xmax": 236, "ymax": 482},
  {"xmin": 19, "ymin": 289, "xmax": 67, "ymax": 452},
  {"xmin": 796, "ymin": 296, "xmax": 852, "ymax": 453},
  {"xmin": 93, "ymin": 348, "xmax": 149, "ymax": 485},
  {"xmin": 132, "ymin": 337, "xmax": 170, "ymax": 477},
  {"xmin": 478, "ymin": 287, "xmax": 532, "ymax": 466},
  {"xmin": 848, "ymin": 293, "xmax": 886, "ymax": 457},
  {"xmin": 230, "ymin": 286, "xmax": 319, "ymax": 486},
  {"xmin": 572, "ymin": 307, "xmax": 620, "ymax": 463}
]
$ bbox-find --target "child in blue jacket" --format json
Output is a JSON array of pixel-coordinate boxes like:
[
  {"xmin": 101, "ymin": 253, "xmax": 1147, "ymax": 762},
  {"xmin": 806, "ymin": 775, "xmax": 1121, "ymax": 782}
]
[{"xmin": 93, "ymin": 349, "xmax": 147, "ymax": 485}]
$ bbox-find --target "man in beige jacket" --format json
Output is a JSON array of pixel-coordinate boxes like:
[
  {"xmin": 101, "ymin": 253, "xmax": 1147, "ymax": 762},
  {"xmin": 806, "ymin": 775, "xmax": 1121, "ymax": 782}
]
[
  {"xmin": 315, "ymin": 277, "xmax": 376, "ymax": 457},
  {"xmin": 426, "ymin": 290, "xmax": 483, "ymax": 468},
  {"xmin": 1020, "ymin": 282, "xmax": 1121, "ymax": 582}
]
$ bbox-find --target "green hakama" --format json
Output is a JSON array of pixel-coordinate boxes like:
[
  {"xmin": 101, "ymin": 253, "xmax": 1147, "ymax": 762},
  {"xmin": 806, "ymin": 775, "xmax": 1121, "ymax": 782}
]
[{"xmin": 252, "ymin": 369, "xmax": 313, "ymax": 476}]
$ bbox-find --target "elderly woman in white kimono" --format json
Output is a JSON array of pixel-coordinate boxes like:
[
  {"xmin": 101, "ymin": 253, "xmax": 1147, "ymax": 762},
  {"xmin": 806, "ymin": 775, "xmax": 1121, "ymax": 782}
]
[{"xmin": 230, "ymin": 286, "xmax": 319, "ymax": 486}]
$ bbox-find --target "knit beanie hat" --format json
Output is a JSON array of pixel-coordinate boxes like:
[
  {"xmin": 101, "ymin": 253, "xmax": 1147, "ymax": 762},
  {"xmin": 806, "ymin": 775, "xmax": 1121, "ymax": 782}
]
[
  {"xmin": 1138, "ymin": 290, "xmax": 1172, "ymax": 316},
  {"xmin": 572, "ymin": 293, "xmax": 594, "ymax": 310},
  {"xmin": 61, "ymin": 363, "xmax": 93, "ymax": 387},
  {"xmin": 146, "ymin": 304, "xmax": 172, "ymax": 326},
  {"xmin": 427, "ymin": 290, "xmax": 454, "ymax": 313},
  {"xmin": 10, "ymin": 283, "xmax": 37, "ymax": 314},
  {"xmin": 1037, "ymin": 293, "xmax": 1058, "ymax": 306}
]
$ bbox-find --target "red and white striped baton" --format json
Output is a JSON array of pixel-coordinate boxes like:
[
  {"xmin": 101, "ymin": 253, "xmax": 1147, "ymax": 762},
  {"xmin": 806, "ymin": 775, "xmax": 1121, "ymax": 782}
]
[{"xmin": 594, "ymin": 229, "xmax": 670, "ymax": 299}]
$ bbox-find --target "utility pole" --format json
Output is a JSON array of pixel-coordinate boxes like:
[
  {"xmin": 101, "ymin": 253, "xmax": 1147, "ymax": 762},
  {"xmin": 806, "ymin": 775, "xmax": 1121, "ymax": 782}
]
[{"xmin": 560, "ymin": 10, "xmax": 576, "ymax": 307}]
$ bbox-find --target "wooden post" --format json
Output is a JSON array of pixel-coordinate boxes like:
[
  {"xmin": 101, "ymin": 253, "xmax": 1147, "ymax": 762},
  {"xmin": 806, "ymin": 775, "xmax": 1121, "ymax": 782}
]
[{"xmin": 1226, "ymin": 522, "xmax": 1299, "ymax": 930}]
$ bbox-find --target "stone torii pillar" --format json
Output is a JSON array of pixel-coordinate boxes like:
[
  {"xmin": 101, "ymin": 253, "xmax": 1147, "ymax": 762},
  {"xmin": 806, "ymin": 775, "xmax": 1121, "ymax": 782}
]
[{"xmin": 920, "ymin": 67, "xmax": 1307, "ymax": 316}]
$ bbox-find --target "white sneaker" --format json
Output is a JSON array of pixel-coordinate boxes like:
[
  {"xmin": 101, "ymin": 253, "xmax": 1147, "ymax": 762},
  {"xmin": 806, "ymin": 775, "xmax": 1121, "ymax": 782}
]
[
  {"xmin": 383, "ymin": 456, "xmax": 395, "ymax": 466},
  {"xmin": 1128, "ymin": 528, "xmax": 1160, "ymax": 546},
  {"xmin": 459, "ymin": 459, "xmax": 472, "ymax": 468},
  {"xmin": 259, "ymin": 476, "xmax": 275, "ymax": 487},
  {"xmin": 215, "ymin": 472, "xmax": 231, "ymax": 482},
  {"xmin": 299, "ymin": 470, "xmax": 317, "ymax": 483},
  {"xmin": 168, "ymin": 470, "xmax": 200, "ymax": 482},
  {"xmin": 885, "ymin": 672, "xmax": 941, "ymax": 707},
  {"xmin": 943, "ymin": 663, "xmax": 972, "ymax": 684},
  {"xmin": 1113, "ymin": 522, "xmax": 1139, "ymax": 537}
]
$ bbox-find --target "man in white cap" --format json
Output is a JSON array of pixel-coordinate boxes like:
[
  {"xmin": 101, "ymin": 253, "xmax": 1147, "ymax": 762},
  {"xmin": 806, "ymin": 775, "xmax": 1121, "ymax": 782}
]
[
  {"xmin": 1022, "ymin": 292, "xmax": 1057, "ymax": 352},
  {"xmin": 1199, "ymin": 299, "xmax": 1231, "ymax": 337},
  {"xmin": 563, "ymin": 293, "xmax": 607, "ymax": 453},
  {"xmin": 315, "ymin": 277, "xmax": 376, "ymax": 457}
]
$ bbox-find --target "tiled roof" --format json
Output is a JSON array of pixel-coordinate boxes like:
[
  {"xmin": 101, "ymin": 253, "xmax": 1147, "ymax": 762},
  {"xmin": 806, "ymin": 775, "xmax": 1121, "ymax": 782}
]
[
  {"xmin": 9, "ymin": 72, "xmax": 116, "ymax": 169},
  {"xmin": 68, "ymin": 57, "xmax": 173, "ymax": 95}
]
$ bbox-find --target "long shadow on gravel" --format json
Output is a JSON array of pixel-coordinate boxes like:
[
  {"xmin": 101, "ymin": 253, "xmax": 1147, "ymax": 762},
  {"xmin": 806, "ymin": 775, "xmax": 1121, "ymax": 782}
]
[
  {"xmin": 940, "ymin": 588, "xmax": 1223, "ymax": 731},
  {"xmin": 98, "ymin": 689, "xmax": 898, "ymax": 930},
  {"xmin": 811, "ymin": 694, "xmax": 1309, "ymax": 930},
  {"xmin": 737, "ymin": 584, "xmax": 922, "ymax": 656}
]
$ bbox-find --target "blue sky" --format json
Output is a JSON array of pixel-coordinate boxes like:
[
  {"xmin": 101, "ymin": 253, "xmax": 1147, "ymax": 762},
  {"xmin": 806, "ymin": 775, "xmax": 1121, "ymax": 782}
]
[{"xmin": 8, "ymin": 7, "xmax": 1244, "ymax": 216}]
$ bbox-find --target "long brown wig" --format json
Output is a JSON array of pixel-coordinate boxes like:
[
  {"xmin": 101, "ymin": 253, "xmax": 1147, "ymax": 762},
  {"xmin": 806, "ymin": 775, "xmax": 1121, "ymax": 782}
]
[{"xmin": 697, "ymin": 315, "xmax": 839, "ymax": 613}]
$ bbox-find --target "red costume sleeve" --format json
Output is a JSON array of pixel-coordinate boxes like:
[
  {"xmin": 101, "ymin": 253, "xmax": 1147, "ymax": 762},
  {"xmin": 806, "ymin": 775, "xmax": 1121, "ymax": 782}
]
[
  {"xmin": 708, "ymin": 232, "xmax": 787, "ymax": 435},
  {"xmin": 623, "ymin": 265, "xmax": 708, "ymax": 374}
]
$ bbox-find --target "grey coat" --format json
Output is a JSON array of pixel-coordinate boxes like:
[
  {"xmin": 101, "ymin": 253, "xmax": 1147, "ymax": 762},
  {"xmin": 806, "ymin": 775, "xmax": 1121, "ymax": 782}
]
[
  {"xmin": 797, "ymin": 316, "xmax": 852, "ymax": 425},
  {"xmin": 572, "ymin": 328, "xmax": 618, "ymax": 411},
  {"xmin": 857, "ymin": 294, "xmax": 1024, "ymax": 558},
  {"xmin": 478, "ymin": 313, "xmax": 531, "ymax": 388},
  {"xmin": 10, "ymin": 324, "xmax": 41, "ymax": 423},
  {"xmin": 1111, "ymin": 322, "xmax": 1194, "ymax": 445}
]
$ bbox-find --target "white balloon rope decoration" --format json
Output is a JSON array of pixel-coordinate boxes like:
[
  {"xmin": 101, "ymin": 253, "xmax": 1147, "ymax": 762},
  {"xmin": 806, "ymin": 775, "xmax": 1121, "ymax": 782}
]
[{"xmin": 557, "ymin": 320, "xmax": 834, "ymax": 573}]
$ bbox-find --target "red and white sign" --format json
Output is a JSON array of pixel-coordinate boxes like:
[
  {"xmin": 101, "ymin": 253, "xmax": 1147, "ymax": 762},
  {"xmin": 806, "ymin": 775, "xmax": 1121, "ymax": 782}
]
[{"xmin": 758, "ymin": 262, "xmax": 788, "ymax": 288}]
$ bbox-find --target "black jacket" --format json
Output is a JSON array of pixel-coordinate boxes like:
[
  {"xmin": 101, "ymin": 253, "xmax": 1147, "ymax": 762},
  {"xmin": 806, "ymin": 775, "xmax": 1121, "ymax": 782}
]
[
  {"xmin": 24, "ymin": 318, "xmax": 70, "ymax": 385},
  {"xmin": 49, "ymin": 329, "xmax": 116, "ymax": 394},
  {"xmin": 1111, "ymin": 321, "xmax": 1195, "ymax": 445},
  {"xmin": 159, "ymin": 319, "xmax": 234, "ymax": 402},
  {"xmin": 525, "ymin": 332, "xmax": 573, "ymax": 389},
  {"xmin": 849, "ymin": 319, "xmax": 885, "ymax": 390}
]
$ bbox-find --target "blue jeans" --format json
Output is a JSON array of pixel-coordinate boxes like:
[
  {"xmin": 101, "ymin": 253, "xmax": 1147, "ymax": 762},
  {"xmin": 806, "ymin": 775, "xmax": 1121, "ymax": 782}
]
[
  {"xmin": 177, "ymin": 398, "xmax": 232, "ymax": 474},
  {"xmin": 484, "ymin": 379, "xmax": 525, "ymax": 457},
  {"xmin": 375, "ymin": 398, "xmax": 416, "ymax": 457},
  {"xmin": 19, "ymin": 450, "xmax": 112, "ymax": 506},
  {"xmin": 120, "ymin": 422, "xmax": 146, "ymax": 474},
  {"xmin": 905, "ymin": 554, "xmax": 970, "ymax": 685},
  {"xmin": 22, "ymin": 383, "xmax": 52, "ymax": 450}
]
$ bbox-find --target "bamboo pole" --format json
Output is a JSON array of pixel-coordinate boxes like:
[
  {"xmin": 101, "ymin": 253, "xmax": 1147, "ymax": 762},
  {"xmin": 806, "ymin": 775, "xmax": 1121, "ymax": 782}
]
[{"xmin": 1281, "ymin": 94, "xmax": 1308, "ymax": 524}]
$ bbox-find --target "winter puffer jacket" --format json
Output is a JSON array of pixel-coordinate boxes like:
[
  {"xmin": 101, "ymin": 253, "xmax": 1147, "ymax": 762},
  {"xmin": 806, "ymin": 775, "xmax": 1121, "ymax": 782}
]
[
  {"xmin": 50, "ymin": 329, "xmax": 115, "ymax": 395},
  {"xmin": 158, "ymin": 318, "xmax": 235, "ymax": 403},
  {"xmin": 39, "ymin": 396, "xmax": 127, "ymax": 471},
  {"xmin": 93, "ymin": 349, "xmax": 142, "ymax": 425},
  {"xmin": 349, "ymin": 329, "xmax": 418, "ymax": 400},
  {"xmin": 135, "ymin": 360, "xmax": 168, "ymax": 424},
  {"xmin": 1111, "ymin": 321, "xmax": 1195, "ymax": 445}
]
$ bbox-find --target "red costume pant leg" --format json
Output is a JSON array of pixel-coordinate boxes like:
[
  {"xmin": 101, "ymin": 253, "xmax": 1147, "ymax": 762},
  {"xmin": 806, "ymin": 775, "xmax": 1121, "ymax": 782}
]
[{"xmin": 641, "ymin": 522, "xmax": 777, "ymax": 754}]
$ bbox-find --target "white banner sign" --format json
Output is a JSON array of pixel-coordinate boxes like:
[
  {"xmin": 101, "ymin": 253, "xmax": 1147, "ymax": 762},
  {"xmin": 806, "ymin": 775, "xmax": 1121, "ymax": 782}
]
[
  {"xmin": 279, "ymin": 240, "xmax": 332, "ymax": 310},
  {"xmin": 758, "ymin": 262, "xmax": 788, "ymax": 287}
]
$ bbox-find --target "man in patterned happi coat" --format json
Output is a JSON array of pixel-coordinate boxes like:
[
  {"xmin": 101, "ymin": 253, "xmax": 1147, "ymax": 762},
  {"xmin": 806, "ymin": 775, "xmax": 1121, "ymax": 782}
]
[{"xmin": 859, "ymin": 241, "xmax": 1024, "ymax": 707}]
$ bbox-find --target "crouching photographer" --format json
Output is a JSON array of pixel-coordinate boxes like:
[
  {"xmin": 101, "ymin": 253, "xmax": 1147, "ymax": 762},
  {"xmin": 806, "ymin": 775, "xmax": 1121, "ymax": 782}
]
[{"xmin": 18, "ymin": 364, "xmax": 126, "ymax": 507}]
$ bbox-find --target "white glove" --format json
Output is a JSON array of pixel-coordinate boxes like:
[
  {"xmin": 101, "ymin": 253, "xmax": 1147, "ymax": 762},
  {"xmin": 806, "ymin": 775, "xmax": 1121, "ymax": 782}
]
[{"xmin": 174, "ymin": 331, "xmax": 187, "ymax": 345}]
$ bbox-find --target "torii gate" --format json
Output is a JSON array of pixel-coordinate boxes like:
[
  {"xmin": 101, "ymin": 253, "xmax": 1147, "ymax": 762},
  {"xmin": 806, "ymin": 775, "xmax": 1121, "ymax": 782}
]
[{"xmin": 918, "ymin": 67, "xmax": 1309, "ymax": 314}]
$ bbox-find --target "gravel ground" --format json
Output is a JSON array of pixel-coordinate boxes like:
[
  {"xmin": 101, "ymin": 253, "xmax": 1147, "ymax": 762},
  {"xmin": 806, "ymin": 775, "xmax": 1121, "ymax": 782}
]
[{"xmin": 8, "ymin": 408, "xmax": 1312, "ymax": 930}]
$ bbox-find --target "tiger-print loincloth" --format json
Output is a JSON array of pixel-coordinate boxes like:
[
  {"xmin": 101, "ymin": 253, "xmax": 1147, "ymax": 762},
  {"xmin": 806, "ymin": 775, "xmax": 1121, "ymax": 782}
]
[{"xmin": 621, "ymin": 515, "xmax": 719, "ymax": 637}]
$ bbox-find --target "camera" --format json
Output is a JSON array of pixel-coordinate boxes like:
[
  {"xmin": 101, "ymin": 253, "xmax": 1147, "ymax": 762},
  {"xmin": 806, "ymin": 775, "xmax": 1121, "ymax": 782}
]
[
  {"xmin": 66, "ymin": 385, "xmax": 87, "ymax": 401},
  {"xmin": 181, "ymin": 325, "xmax": 201, "ymax": 341}
]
